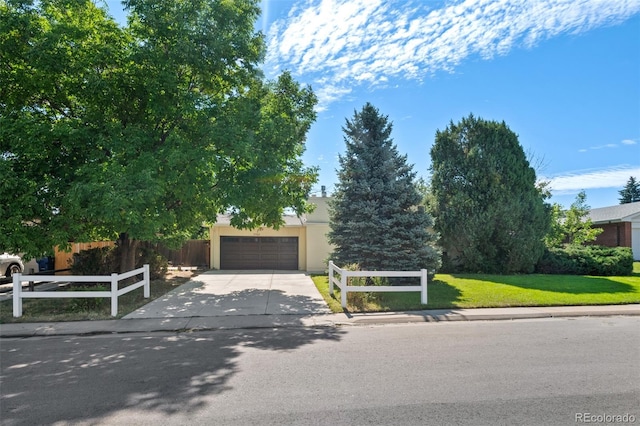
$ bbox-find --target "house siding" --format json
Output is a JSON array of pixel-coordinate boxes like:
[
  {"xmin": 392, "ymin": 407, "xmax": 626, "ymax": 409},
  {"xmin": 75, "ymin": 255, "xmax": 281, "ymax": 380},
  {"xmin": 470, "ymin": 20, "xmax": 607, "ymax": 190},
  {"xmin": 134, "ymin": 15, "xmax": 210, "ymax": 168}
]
[
  {"xmin": 305, "ymin": 223, "xmax": 332, "ymax": 272},
  {"xmin": 592, "ymin": 222, "xmax": 632, "ymax": 248},
  {"xmin": 588, "ymin": 202, "xmax": 640, "ymax": 260},
  {"xmin": 633, "ymin": 223, "xmax": 640, "ymax": 260},
  {"xmin": 305, "ymin": 197, "xmax": 334, "ymax": 272}
]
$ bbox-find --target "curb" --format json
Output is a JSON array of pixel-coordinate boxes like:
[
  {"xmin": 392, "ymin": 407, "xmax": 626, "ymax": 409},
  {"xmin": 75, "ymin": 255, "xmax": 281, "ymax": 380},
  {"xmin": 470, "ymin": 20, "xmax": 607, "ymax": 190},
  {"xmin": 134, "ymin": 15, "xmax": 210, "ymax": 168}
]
[
  {"xmin": 2, "ymin": 305, "xmax": 640, "ymax": 338},
  {"xmin": 343, "ymin": 306, "xmax": 640, "ymax": 324}
]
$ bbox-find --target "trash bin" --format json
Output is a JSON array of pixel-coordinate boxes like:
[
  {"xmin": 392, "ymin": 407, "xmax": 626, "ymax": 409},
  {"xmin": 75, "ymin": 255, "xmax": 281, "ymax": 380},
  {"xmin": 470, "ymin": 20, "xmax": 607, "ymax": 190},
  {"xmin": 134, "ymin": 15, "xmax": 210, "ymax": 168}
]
[{"xmin": 37, "ymin": 257, "xmax": 49, "ymax": 272}]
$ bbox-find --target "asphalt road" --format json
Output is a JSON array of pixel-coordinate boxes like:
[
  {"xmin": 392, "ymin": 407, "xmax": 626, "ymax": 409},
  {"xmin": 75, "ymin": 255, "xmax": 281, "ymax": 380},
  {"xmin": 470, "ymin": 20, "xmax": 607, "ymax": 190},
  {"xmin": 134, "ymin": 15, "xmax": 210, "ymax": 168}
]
[{"xmin": 1, "ymin": 317, "xmax": 638, "ymax": 425}]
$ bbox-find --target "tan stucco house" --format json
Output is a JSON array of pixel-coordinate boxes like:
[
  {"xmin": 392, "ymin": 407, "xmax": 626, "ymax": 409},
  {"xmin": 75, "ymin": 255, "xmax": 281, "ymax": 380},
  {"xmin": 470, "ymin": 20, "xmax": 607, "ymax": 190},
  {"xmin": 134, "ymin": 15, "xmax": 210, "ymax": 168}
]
[
  {"xmin": 587, "ymin": 201, "xmax": 640, "ymax": 260},
  {"xmin": 209, "ymin": 196, "xmax": 333, "ymax": 272}
]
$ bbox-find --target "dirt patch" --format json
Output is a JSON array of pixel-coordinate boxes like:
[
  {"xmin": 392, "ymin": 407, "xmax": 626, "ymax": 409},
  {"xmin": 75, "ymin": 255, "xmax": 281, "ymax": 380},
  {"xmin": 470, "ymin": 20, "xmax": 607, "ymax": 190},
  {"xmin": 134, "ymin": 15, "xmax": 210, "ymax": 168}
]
[{"xmin": 166, "ymin": 268, "xmax": 202, "ymax": 280}]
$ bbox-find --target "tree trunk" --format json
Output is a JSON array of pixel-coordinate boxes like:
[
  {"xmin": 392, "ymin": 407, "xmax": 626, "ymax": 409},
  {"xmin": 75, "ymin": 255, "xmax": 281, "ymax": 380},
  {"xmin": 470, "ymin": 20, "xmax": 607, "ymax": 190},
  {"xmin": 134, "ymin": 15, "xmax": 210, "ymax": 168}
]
[{"xmin": 117, "ymin": 233, "xmax": 140, "ymax": 273}]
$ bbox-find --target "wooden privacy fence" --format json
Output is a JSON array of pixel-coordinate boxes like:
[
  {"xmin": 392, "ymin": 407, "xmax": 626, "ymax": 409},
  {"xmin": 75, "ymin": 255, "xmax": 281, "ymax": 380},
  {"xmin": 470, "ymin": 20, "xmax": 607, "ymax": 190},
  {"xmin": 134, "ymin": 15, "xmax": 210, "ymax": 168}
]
[
  {"xmin": 13, "ymin": 265, "xmax": 150, "ymax": 318},
  {"xmin": 55, "ymin": 242, "xmax": 115, "ymax": 269},
  {"xmin": 55, "ymin": 240, "xmax": 210, "ymax": 269},
  {"xmin": 328, "ymin": 261, "xmax": 428, "ymax": 308},
  {"xmin": 153, "ymin": 240, "xmax": 210, "ymax": 268}
]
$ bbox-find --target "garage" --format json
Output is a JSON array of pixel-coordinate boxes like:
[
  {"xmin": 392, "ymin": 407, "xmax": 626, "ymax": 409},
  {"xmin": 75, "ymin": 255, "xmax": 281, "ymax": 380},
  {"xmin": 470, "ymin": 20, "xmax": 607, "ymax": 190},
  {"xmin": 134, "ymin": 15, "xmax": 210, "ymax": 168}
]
[
  {"xmin": 220, "ymin": 237, "xmax": 298, "ymax": 270},
  {"xmin": 211, "ymin": 197, "xmax": 332, "ymax": 272}
]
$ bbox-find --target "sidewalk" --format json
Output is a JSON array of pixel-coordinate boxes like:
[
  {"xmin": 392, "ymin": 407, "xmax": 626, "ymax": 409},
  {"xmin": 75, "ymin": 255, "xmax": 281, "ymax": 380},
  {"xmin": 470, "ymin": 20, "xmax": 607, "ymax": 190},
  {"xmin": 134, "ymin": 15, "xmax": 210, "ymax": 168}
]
[{"xmin": 2, "ymin": 304, "xmax": 640, "ymax": 338}]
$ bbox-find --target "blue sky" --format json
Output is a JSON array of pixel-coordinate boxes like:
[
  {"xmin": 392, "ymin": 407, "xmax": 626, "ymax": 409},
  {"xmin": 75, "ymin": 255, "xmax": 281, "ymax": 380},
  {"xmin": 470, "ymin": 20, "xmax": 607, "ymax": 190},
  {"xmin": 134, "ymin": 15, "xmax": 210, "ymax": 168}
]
[{"xmin": 105, "ymin": 0, "xmax": 639, "ymax": 209}]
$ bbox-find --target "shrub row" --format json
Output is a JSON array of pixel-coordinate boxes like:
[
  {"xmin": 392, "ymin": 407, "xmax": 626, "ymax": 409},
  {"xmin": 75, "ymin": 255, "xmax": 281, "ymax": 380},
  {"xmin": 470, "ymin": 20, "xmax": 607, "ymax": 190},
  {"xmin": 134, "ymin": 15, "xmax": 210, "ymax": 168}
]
[{"xmin": 535, "ymin": 245, "xmax": 633, "ymax": 276}]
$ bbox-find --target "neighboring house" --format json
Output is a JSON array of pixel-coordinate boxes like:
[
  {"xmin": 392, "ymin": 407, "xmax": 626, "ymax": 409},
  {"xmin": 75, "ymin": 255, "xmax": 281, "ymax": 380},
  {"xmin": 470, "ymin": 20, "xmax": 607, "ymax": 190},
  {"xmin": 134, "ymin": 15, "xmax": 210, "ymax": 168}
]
[
  {"xmin": 587, "ymin": 201, "xmax": 640, "ymax": 260},
  {"xmin": 209, "ymin": 197, "xmax": 333, "ymax": 272}
]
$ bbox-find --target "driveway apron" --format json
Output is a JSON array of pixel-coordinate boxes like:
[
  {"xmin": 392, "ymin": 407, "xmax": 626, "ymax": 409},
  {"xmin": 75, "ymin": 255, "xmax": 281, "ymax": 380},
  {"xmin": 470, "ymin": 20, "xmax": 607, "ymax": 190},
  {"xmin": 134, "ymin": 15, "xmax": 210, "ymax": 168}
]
[{"xmin": 123, "ymin": 271, "xmax": 331, "ymax": 319}]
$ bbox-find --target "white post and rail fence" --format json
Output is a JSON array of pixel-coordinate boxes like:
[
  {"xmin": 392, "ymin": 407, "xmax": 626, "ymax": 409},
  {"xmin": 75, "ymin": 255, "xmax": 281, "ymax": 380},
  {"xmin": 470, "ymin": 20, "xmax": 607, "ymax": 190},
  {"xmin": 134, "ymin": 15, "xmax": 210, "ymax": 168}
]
[
  {"xmin": 12, "ymin": 264, "xmax": 150, "ymax": 318},
  {"xmin": 328, "ymin": 261, "xmax": 428, "ymax": 308}
]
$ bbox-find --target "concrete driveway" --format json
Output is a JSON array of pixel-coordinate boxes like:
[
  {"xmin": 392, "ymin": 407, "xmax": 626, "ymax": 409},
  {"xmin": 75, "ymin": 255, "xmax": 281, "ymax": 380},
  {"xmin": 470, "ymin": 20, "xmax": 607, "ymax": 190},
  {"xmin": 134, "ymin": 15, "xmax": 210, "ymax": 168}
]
[{"xmin": 123, "ymin": 270, "xmax": 331, "ymax": 319}]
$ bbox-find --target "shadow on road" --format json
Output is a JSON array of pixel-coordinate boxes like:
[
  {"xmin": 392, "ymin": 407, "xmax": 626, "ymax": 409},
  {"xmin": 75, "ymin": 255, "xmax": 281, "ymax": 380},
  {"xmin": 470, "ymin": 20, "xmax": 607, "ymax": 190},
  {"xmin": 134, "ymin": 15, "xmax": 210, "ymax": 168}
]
[
  {"xmin": 1, "ymin": 320, "xmax": 343, "ymax": 424},
  {"xmin": 1, "ymin": 329, "xmax": 344, "ymax": 424}
]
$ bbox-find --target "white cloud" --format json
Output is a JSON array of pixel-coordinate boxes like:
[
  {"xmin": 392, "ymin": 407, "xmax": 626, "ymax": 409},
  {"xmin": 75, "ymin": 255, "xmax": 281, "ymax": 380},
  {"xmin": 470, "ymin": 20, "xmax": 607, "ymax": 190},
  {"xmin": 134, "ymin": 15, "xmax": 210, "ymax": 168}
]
[
  {"xmin": 312, "ymin": 84, "xmax": 353, "ymax": 112},
  {"xmin": 579, "ymin": 143, "xmax": 619, "ymax": 152},
  {"xmin": 542, "ymin": 165, "xmax": 640, "ymax": 194},
  {"xmin": 266, "ymin": 0, "xmax": 640, "ymax": 108},
  {"xmin": 578, "ymin": 139, "xmax": 640, "ymax": 152}
]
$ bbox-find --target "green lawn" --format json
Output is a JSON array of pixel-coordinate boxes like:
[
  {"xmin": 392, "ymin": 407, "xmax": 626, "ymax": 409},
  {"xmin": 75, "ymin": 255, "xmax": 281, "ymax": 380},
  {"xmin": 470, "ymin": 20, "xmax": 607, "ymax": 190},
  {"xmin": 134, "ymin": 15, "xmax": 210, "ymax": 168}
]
[{"xmin": 313, "ymin": 262, "xmax": 640, "ymax": 313}]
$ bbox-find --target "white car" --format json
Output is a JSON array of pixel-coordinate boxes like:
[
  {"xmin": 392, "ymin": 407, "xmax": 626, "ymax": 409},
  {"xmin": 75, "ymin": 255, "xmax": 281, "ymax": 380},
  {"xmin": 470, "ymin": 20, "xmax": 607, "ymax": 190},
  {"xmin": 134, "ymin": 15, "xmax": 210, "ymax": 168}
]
[{"xmin": 0, "ymin": 253, "xmax": 24, "ymax": 277}]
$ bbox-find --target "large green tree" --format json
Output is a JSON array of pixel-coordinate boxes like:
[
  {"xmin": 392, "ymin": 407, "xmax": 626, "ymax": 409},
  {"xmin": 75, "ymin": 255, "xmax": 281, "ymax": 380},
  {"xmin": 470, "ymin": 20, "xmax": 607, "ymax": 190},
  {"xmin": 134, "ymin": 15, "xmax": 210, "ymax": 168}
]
[
  {"xmin": 328, "ymin": 103, "xmax": 440, "ymax": 274},
  {"xmin": 430, "ymin": 114, "xmax": 550, "ymax": 273},
  {"xmin": 618, "ymin": 176, "xmax": 640, "ymax": 204},
  {"xmin": 0, "ymin": 0, "xmax": 317, "ymax": 271}
]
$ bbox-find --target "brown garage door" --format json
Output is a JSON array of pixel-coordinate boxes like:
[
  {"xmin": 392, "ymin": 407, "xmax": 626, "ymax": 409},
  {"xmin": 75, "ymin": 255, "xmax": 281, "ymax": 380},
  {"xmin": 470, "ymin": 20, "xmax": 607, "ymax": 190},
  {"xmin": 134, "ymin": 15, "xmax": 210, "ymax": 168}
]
[{"xmin": 220, "ymin": 237, "xmax": 298, "ymax": 270}]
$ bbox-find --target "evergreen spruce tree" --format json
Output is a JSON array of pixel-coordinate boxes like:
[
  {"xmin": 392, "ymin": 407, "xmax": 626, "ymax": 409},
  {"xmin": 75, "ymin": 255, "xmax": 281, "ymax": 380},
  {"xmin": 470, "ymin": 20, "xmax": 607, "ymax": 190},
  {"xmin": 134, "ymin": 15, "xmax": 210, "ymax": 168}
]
[
  {"xmin": 618, "ymin": 176, "xmax": 640, "ymax": 204},
  {"xmin": 328, "ymin": 103, "xmax": 441, "ymax": 274}
]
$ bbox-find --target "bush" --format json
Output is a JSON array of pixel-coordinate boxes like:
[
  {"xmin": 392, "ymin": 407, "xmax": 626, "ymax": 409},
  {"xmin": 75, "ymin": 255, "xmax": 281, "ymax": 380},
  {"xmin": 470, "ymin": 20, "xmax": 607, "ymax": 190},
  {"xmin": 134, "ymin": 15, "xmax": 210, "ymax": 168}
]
[
  {"xmin": 71, "ymin": 244, "xmax": 168, "ymax": 279},
  {"xmin": 339, "ymin": 263, "xmax": 380, "ymax": 309},
  {"xmin": 535, "ymin": 245, "xmax": 633, "ymax": 276},
  {"xmin": 139, "ymin": 245, "xmax": 168, "ymax": 280},
  {"xmin": 71, "ymin": 247, "xmax": 118, "ymax": 275}
]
